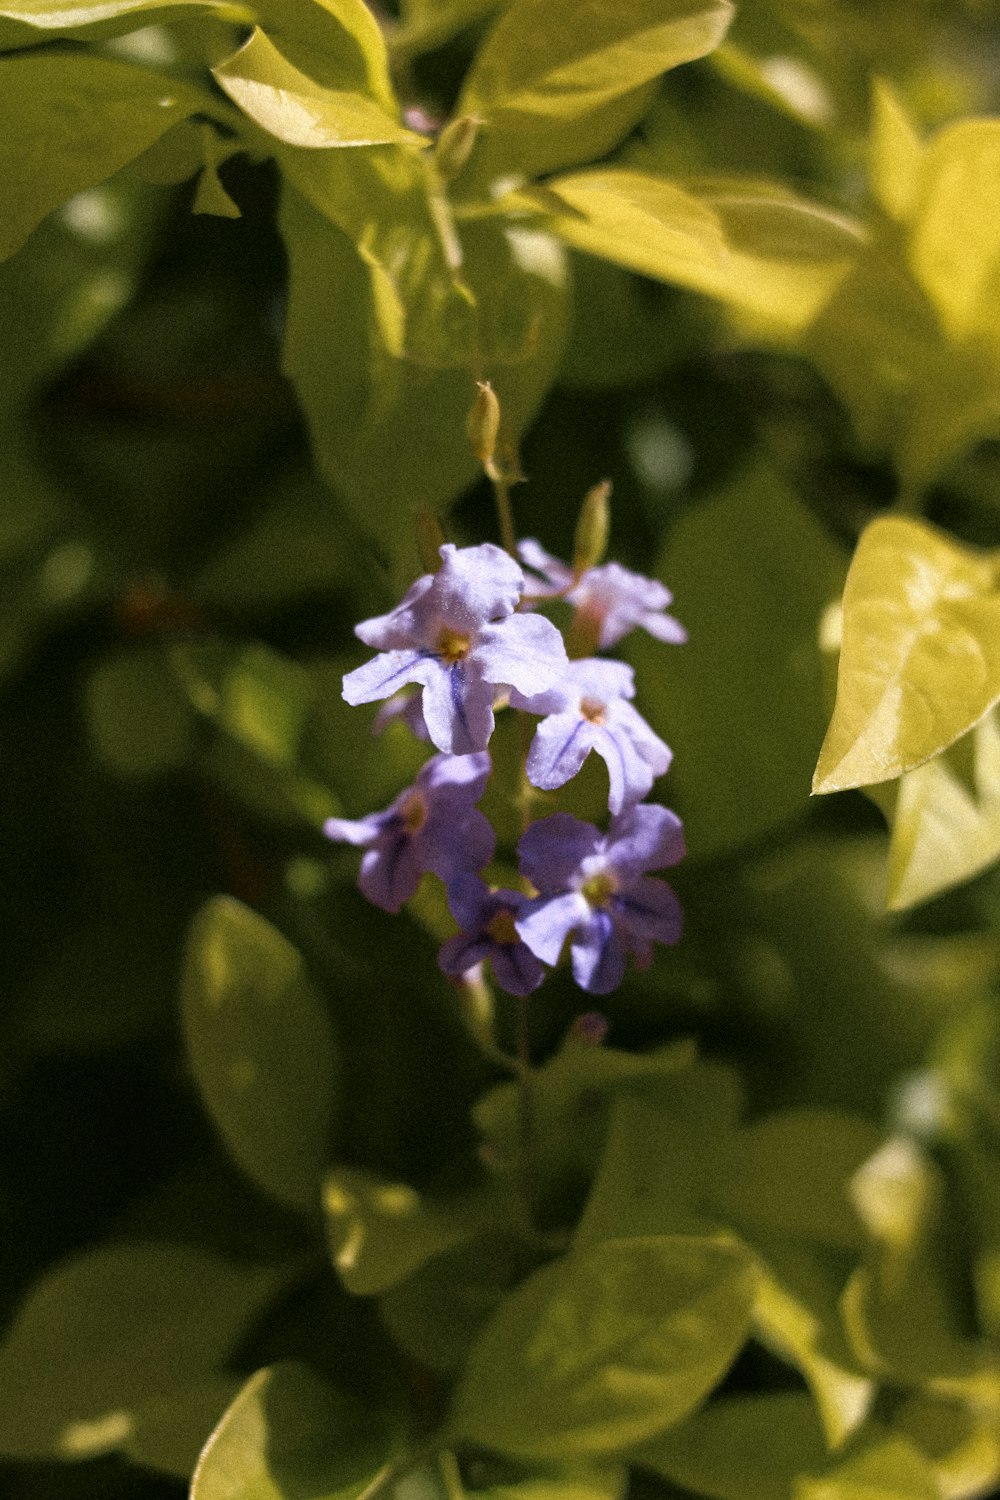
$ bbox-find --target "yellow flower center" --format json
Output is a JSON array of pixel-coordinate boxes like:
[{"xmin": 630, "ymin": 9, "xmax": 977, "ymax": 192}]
[
  {"xmin": 581, "ymin": 870, "xmax": 618, "ymax": 908},
  {"xmin": 437, "ymin": 627, "xmax": 471, "ymax": 664},
  {"xmin": 400, "ymin": 791, "xmax": 428, "ymax": 835},
  {"xmin": 580, "ymin": 696, "xmax": 606, "ymax": 725},
  {"xmin": 486, "ymin": 908, "xmax": 519, "ymax": 945}
]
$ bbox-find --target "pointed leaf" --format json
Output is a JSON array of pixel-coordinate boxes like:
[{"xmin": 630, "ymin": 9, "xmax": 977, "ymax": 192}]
[
  {"xmin": 449, "ymin": 1235, "xmax": 756, "ymax": 1461},
  {"xmin": 458, "ymin": 0, "xmax": 733, "ymax": 182},
  {"xmin": 910, "ymin": 119, "xmax": 1000, "ymax": 344},
  {"xmin": 181, "ymin": 896, "xmax": 339, "ymax": 1211},
  {"xmin": 637, "ymin": 1392, "xmax": 828, "ymax": 1500},
  {"xmin": 213, "ymin": 30, "xmax": 425, "ymax": 150},
  {"xmin": 539, "ymin": 169, "xmax": 864, "ymax": 331},
  {"xmin": 191, "ymin": 1363, "xmax": 397, "ymax": 1500},
  {"xmin": 814, "ymin": 517, "xmax": 1000, "ymax": 794},
  {"xmin": 870, "ymin": 80, "xmax": 922, "ymax": 225},
  {"xmin": 0, "ymin": 52, "xmax": 203, "ymax": 262},
  {"xmin": 0, "ymin": 1243, "xmax": 288, "ymax": 1462}
]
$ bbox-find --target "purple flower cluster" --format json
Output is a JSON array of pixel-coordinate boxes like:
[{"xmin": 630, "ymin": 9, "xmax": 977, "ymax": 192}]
[{"xmin": 327, "ymin": 540, "xmax": 686, "ymax": 997}]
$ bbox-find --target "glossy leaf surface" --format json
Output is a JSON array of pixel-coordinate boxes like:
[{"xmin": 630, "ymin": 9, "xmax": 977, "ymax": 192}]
[{"xmin": 815, "ymin": 517, "xmax": 1000, "ymax": 793}]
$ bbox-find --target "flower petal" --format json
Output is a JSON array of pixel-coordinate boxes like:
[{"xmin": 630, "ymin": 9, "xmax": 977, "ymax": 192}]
[
  {"xmin": 439, "ymin": 931, "xmax": 492, "ymax": 977},
  {"xmin": 518, "ymin": 813, "xmax": 602, "ymax": 893},
  {"xmin": 606, "ymin": 803, "xmax": 686, "ymax": 877},
  {"xmin": 358, "ymin": 833, "xmax": 420, "ymax": 913},
  {"xmin": 593, "ymin": 722, "xmax": 656, "ymax": 815},
  {"xmin": 475, "ymin": 612, "xmax": 568, "ymax": 697},
  {"xmin": 570, "ymin": 910, "xmax": 626, "ymax": 995},
  {"xmin": 343, "ymin": 650, "xmax": 430, "ymax": 707},
  {"xmin": 610, "ymin": 700, "xmax": 673, "ymax": 777},
  {"xmin": 422, "ymin": 807, "xmax": 496, "ymax": 880},
  {"xmin": 525, "ymin": 712, "xmax": 595, "ymax": 793},
  {"xmin": 490, "ymin": 941, "xmax": 546, "ymax": 996},
  {"xmin": 516, "ymin": 890, "xmax": 589, "ymax": 965},
  {"xmin": 420, "ymin": 661, "xmax": 495, "ymax": 755},
  {"xmin": 430, "ymin": 542, "xmax": 523, "ymax": 631},
  {"xmin": 354, "ymin": 574, "xmax": 434, "ymax": 649},
  {"xmin": 323, "ymin": 810, "xmax": 389, "ymax": 847},
  {"xmin": 640, "ymin": 609, "xmax": 687, "ymax": 645},
  {"xmin": 612, "ymin": 875, "xmax": 683, "ymax": 947}
]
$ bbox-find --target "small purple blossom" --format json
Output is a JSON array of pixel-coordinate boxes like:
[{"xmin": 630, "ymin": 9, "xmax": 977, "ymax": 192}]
[
  {"xmin": 518, "ymin": 540, "xmax": 686, "ymax": 650},
  {"xmin": 438, "ymin": 875, "xmax": 545, "ymax": 997},
  {"xmin": 342, "ymin": 543, "xmax": 568, "ymax": 756},
  {"xmin": 515, "ymin": 805, "xmax": 684, "ymax": 995},
  {"xmin": 511, "ymin": 657, "xmax": 672, "ymax": 815},
  {"xmin": 324, "ymin": 753, "xmax": 494, "ymax": 914}
]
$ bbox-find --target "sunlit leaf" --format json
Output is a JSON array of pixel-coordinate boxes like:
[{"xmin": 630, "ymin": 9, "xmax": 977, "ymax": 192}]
[
  {"xmin": 870, "ymin": 79, "xmax": 923, "ymax": 224},
  {"xmin": 896, "ymin": 1390, "xmax": 1000, "ymax": 1500},
  {"xmin": 637, "ymin": 1392, "xmax": 828, "ymax": 1500},
  {"xmin": 0, "ymin": 1243, "xmax": 289, "ymax": 1462},
  {"xmin": 814, "ymin": 517, "xmax": 1000, "ymax": 794},
  {"xmin": 795, "ymin": 1434, "xmax": 941, "ymax": 1500},
  {"xmin": 449, "ymin": 1235, "xmax": 756, "ymax": 1461},
  {"xmin": 910, "ymin": 118, "xmax": 1000, "ymax": 344},
  {"xmin": 537, "ymin": 170, "xmax": 863, "ymax": 331},
  {"xmin": 181, "ymin": 896, "xmax": 340, "ymax": 1211},
  {"xmin": 457, "ymin": 0, "xmax": 734, "ymax": 183},
  {"xmin": 191, "ymin": 1362, "xmax": 397, "ymax": 1500},
  {"xmin": 0, "ymin": 51, "xmax": 205, "ymax": 262},
  {"xmin": 213, "ymin": 29, "xmax": 425, "ymax": 149}
]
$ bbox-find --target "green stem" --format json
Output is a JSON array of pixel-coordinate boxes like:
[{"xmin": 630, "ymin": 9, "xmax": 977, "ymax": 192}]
[
  {"xmin": 438, "ymin": 1450, "xmax": 465, "ymax": 1500},
  {"xmin": 492, "ymin": 473, "xmax": 518, "ymax": 557}
]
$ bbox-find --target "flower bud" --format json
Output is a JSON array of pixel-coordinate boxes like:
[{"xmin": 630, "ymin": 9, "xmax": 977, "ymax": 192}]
[
  {"xmin": 434, "ymin": 114, "xmax": 482, "ymax": 181},
  {"xmin": 466, "ymin": 380, "xmax": 501, "ymax": 476},
  {"xmin": 572, "ymin": 479, "xmax": 611, "ymax": 575}
]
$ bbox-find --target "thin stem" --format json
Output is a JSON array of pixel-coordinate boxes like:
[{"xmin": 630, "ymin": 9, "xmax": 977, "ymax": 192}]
[
  {"xmin": 492, "ymin": 473, "xmax": 518, "ymax": 557},
  {"xmin": 438, "ymin": 1451, "xmax": 465, "ymax": 1500}
]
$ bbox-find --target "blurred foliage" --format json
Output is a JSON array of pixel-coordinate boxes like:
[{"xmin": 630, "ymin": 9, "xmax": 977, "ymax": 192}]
[{"xmin": 4, "ymin": 2, "xmax": 1000, "ymax": 1500}]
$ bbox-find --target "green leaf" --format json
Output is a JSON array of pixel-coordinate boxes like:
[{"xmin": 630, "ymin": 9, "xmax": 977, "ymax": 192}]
[
  {"xmin": 172, "ymin": 640, "xmax": 314, "ymax": 772},
  {"xmin": 0, "ymin": 51, "xmax": 204, "ymax": 262},
  {"xmin": 539, "ymin": 170, "xmax": 863, "ymax": 331},
  {"xmin": 122, "ymin": 1378, "xmax": 243, "ymax": 1480},
  {"xmin": 910, "ymin": 119, "xmax": 1000, "ymax": 344},
  {"xmin": 794, "ymin": 1435, "xmax": 941, "ymax": 1500},
  {"xmin": 213, "ymin": 29, "xmax": 425, "ymax": 150},
  {"xmin": 0, "ymin": 1243, "xmax": 289, "ymax": 1462},
  {"xmin": 870, "ymin": 80, "xmax": 922, "ymax": 224},
  {"xmin": 706, "ymin": 1110, "xmax": 882, "ymax": 1252},
  {"xmin": 632, "ymin": 461, "xmax": 846, "ymax": 858},
  {"xmin": 278, "ymin": 169, "xmax": 568, "ymax": 545},
  {"xmin": 323, "ymin": 1167, "xmax": 497, "ymax": 1295},
  {"xmin": 379, "ymin": 1235, "xmax": 528, "ymax": 1374},
  {"xmin": 85, "ymin": 646, "xmax": 196, "ymax": 778},
  {"xmin": 191, "ymin": 1362, "xmax": 397, "ymax": 1500},
  {"xmin": 895, "ymin": 1390, "xmax": 1000, "ymax": 1500},
  {"xmin": 637, "ymin": 1392, "xmax": 829, "ymax": 1500},
  {"xmin": 181, "ymin": 896, "xmax": 340, "ymax": 1211},
  {"xmin": 878, "ymin": 708, "xmax": 1000, "ymax": 910},
  {"xmin": 393, "ymin": 0, "xmax": 501, "ymax": 57},
  {"xmin": 457, "ymin": 0, "xmax": 734, "ymax": 183},
  {"xmin": 449, "ymin": 1235, "xmax": 756, "ymax": 1461},
  {"xmin": 813, "ymin": 516, "xmax": 1000, "ymax": 794}
]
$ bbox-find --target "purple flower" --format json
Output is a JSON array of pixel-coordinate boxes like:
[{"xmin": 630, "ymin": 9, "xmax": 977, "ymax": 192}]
[
  {"xmin": 324, "ymin": 753, "xmax": 495, "ymax": 913},
  {"xmin": 518, "ymin": 540, "xmax": 686, "ymax": 649},
  {"xmin": 342, "ymin": 544, "xmax": 568, "ymax": 755},
  {"xmin": 512, "ymin": 657, "xmax": 672, "ymax": 815},
  {"xmin": 515, "ymin": 806, "xmax": 684, "ymax": 995},
  {"xmin": 438, "ymin": 875, "xmax": 546, "ymax": 996},
  {"xmin": 371, "ymin": 689, "xmax": 431, "ymax": 742}
]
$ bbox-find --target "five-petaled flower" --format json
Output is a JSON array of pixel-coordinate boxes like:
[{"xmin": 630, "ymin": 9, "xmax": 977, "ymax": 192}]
[
  {"xmin": 512, "ymin": 657, "xmax": 672, "ymax": 814},
  {"xmin": 342, "ymin": 543, "xmax": 568, "ymax": 755},
  {"xmin": 518, "ymin": 539, "xmax": 686, "ymax": 650},
  {"xmin": 438, "ymin": 875, "xmax": 546, "ymax": 996},
  {"xmin": 515, "ymin": 806, "xmax": 685, "ymax": 995},
  {"xmin": 323, "ymin": 753, "xmax": 494, "ymax": 914}
]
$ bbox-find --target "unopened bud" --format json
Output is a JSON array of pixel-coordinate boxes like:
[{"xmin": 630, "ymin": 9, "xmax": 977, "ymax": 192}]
[
  {"xmin": 466, "ymin": 380, "xmax": 501, "ymax": 476},
  {"xmin": 572, "ymin": 480, "xmax": 611, "ymax": 575},
  {"xmin": 434, "ymin": 114, "xmax": 482, "ymax": 181},
  {"xmin": 415, "ymin": 509, "xmax": 446, "ymax": 573}
]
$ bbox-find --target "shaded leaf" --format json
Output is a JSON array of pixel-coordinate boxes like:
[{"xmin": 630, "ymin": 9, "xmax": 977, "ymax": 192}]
[
  {"xmin": 794, "ymin": 1434, "xmax": 941, "ymax": 1500},
  {"xmin": 813, "ymin": 517, "xmax": 1000, "ymax": 794},
  {"xmin": 85, "ymin": 646, "xmax": 195, "ymax": 778},
  {"xmin": 0, "ymin": 1243, "xmax": 288, "ymax": 1462},
  {"xmin": 637, "ymin": 1392, "xmax": 828, "ymax": 1500},
  {"xmin": 633, "ymin": 461, "xmax": 846, "ymax": 858},
  {"xmin": 122, "ymin": 1378, "xmax": 243, "ymax": 1481},
  {"xmin": 449, "ymin": 1235, "xmax": 756, "ymax": 1461},
  {"xmin": 191, "ymin": 1362, "xmax": 397, "ymax": 1500},
  {"xmin": 181, "ymin": 896, "xmax": 340, "ymax": 1211},
  {"xmin": 0, "ymin": 51, "xmax": 204, "ymax": 262},
  {"xmin": 213, "ymin": 29, "xmax": 425, "ymax": 150}
]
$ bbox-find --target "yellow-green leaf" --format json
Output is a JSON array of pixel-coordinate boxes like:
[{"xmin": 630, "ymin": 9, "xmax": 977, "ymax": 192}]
[
  {"xmin": 457, "ymin": 0, "xmax": 734, "ymax": 182},
  {"xmin": 213, "ymin": 29, "xmax": 425, "ymax": 150},
  {"xmin": 814, "ymin": 517, "xmax": 1000, "ymax": 794},
  {"xmin": 0, "ymin": 52, "xmax": 204, "ymax": 262},
  {"xmin": 870, "ymin": 79, "xmax": 923, "ymax": 224},
  {"xmin": 794, "ymin": 1435, "xmax": 941, "ymax": 1500},
  {"xmin": 910, "ymin": 118, "xmax": 1000, "ymax": 344},
  {"xmin": 637, "ymin": 1392, "xmax": 828, "ymax": 1500},
  {"xmin": 539, "ymin": 169, "xmax": 863, "ymax": 331}
]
